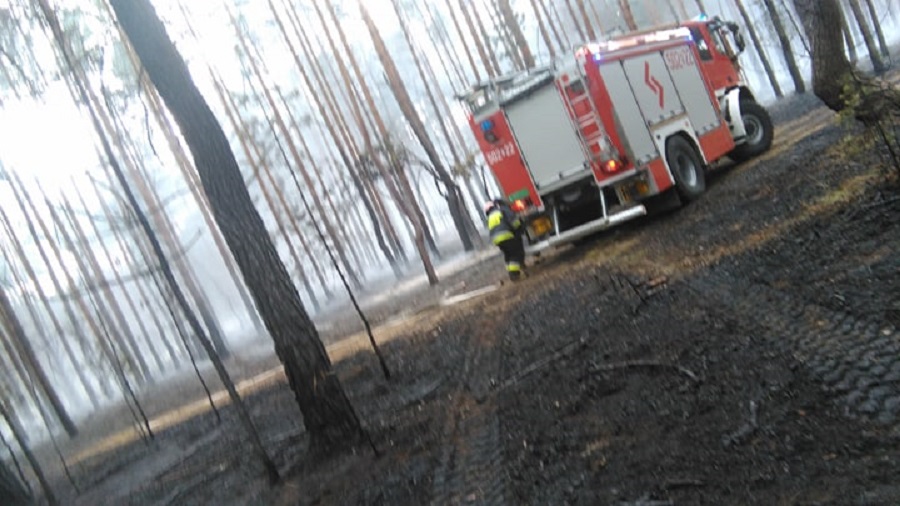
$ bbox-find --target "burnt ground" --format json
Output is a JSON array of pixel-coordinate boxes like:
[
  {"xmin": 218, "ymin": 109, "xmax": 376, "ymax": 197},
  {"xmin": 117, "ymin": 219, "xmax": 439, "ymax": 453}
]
[{"xmin": 34, "ymin": 88, "xmax": 900, "ymax": 506}]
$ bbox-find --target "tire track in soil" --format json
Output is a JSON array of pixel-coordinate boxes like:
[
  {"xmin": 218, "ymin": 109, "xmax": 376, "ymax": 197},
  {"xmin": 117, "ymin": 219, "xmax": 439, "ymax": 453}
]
[
  {"xmin": 431, "ymin": 304, "xmax": 513, "ymax": 506},
  {"xmin": 690, "ymin": 272, "xmax": 900, "ymax": 426}
]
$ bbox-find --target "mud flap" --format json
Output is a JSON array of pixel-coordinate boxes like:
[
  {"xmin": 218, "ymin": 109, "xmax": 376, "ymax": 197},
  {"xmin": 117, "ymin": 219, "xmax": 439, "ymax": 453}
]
[{"xmin": 724, "ymin": 88, "xmax": 746, "ymax": 142}]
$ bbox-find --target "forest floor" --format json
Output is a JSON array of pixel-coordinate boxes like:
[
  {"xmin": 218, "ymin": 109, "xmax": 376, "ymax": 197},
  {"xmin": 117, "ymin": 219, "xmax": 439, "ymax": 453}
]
[{"xmin": 33, "ymin": 81, "xmax": 900, "ymax": 505}]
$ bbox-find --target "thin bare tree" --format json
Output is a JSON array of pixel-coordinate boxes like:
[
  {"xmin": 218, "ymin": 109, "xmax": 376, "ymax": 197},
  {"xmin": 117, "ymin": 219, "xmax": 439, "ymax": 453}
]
[
  {"xmin": 0, "ymin": 393, "xmax": 56, "ymax": 505},
  {"xmin": 619, "ymin": 0, "xmax": 639, "ymax": 31},
  {"xmin": 762, "ymin": 0, "xmax": 806, "ymax": 93},
  {"xmin": 4, "ymin": 173, "xmax": 102, "ymax": 406},
  {"xmin": 228, "ymin": 4, "xmax": 362, "ymax": 292},
  {"xmin": 501, "ymin": 0, "xmax": 536, "ymax": 67},
  {"xmin": 528, "ymin": 0, "xmax": 558, "ymax": 59},
  {"xmin": 861, "ymin": 0, "xmax": 889, "ymax": 59},
  {"xmin": 735, "ymin": 0, "xmax": 783, "ymax": 98},
  {"xmin": 846, "ymin": 0, "xmax": 887, "ymax": 73},
  {"xmin": 0, "ymin": 282, "xmax": 76, "ymax": 437}
]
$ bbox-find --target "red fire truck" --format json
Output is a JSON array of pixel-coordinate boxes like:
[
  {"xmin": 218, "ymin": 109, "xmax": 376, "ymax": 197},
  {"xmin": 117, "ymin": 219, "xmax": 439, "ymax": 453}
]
[{"xmin": 459, "ymin": 17, "xmax": 773, "ymax": 254}]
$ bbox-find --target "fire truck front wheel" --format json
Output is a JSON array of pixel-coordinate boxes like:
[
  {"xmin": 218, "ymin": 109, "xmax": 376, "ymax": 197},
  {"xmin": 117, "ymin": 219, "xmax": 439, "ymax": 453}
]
[
  {"xmin": 666, "ymin": 135, "xmax": 707, "ymax": 202},
  {"xmin": 730, "ymin": 100, "xmax": 774, "ymax": 162}
]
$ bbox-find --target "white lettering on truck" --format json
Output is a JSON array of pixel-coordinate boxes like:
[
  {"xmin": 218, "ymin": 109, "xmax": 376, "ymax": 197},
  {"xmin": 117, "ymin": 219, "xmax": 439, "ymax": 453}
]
[{"xmin": 485, "ymin": 142, "xmax": 516, "ymax": 165}]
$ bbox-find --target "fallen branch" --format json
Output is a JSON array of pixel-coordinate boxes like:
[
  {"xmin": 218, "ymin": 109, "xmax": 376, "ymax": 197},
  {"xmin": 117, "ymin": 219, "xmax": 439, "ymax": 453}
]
[
  {"xmin": 493, "ymin": 339, "xmax": 587, "ymax": 393},
  {"xmin": 589, "ymin": 360, "xmax": 700, "ymax": 384},
  {"xmin": 722, "ymin": 400, "xmax": 759, "ymax": 447}
]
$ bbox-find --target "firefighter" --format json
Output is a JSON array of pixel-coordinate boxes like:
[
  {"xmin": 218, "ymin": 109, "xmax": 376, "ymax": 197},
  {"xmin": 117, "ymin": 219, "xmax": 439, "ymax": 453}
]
[{"xmin": 484, "ymin": 199, "xmax": 526, "ymax": 281}]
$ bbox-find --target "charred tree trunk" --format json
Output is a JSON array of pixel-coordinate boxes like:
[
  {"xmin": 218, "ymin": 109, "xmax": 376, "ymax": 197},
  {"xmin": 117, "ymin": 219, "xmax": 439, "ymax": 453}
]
[
  {"xmin": 762, "ymin": 0, "xmax": 806, "ymax": 93},
  {"xmin": 108, "ymin": 0, "xmax": 365, "ymax": 455},
  {"xmin": 0, "ymin": 452, "xmax": 31, "ymax": 506},
  {"xmin": 734, "ymin": 0, "xmax": 783, "ymax": 98},
  {"xmin": 0, "ymin": 396, "xmax": 55, "ymax": 505}
]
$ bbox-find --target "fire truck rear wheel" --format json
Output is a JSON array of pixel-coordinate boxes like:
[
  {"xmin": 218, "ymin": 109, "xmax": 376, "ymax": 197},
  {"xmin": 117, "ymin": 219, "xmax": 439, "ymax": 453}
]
[
  {"xmin": 666, "ymin": 135, "xmax": 706, "ymax": 202},
  {"xmin": 730, "ymin": 100, "xmax": 774, "ymax": 162}
]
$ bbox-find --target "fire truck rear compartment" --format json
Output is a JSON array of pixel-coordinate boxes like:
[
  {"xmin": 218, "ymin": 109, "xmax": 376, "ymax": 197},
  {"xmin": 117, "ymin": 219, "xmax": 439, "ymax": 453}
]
[{"xmin": 549, "ymin": 180, "xmax": 622, "ymax": 232}]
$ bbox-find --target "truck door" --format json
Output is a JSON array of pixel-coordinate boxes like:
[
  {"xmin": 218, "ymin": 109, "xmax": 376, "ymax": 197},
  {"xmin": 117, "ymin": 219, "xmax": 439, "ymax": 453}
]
[{"xmin": 503, "ymin": 83, "xmax": 589, "ymax": 193}]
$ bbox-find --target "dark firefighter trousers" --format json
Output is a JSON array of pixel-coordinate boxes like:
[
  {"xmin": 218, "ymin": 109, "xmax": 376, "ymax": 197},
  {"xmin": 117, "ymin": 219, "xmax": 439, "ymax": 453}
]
[{"xmin": 498, "ymin": 233, "xmax": 526, "ymax": 280}]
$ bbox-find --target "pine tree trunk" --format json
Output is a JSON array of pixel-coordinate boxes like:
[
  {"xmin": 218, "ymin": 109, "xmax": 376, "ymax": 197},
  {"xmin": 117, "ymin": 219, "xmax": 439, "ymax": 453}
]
[
  {"xmin": 838, "ymin": 1, "xmax": 859, "ymax": 63},
  {"xmin": 418, "ymin": 0, "xmax": 470, "ymax": 88},
  {"xmin": 276, "ymin": 0, "xmax": 402, "ymax": 275},
  {"xmin": 846, "ymin": 0, "xmax": 887, "ymax": 73},
  {"xmin": 4, "ymin": 175, "xmax": 102, "ymax": 406},
  {"xmin": 497, "ymin": 0, "xmax": 536, "ymax": 68},
  {"xmin": 0, "ymin": 285, "xmax": 77, "ymax": 437},
  {"xmin": 861, "ymin": 0, "xmax": 889, "ymax": 58},
  {"xmin": 575, "ymin": 0, "xmax": 598, "ymax": 39},
  {"xmin": 70, "ymin": 184, "xmax": 169, "ymax": 374},
  {"xmin": 488, "ymin": 0, "xmax": 525, "ymax": 70},
  {"xmin": 564, "ymin": 0, "xmax": 588, "ymax": 40},
  {"xmin": 470, "ymin": 1, "xmax": 504, "ymax": 75},
  {"xmin": 58, "ymin": 193, "xmax": 156, "ymax": 381},
  {"xmin": 0, "ymin": 429, "xmax": 32, "ymax": 506},
  {"xmin": 391, "ymin": 0, "xmax": 476, "ymax": 250},
  {"xmin": 762, "ymin": 0, "xmax": 807, "ymax": 93},
  {"xmin": 0, "ymin": 396, "xmax": 55, "ymax": 505},
  {"xmin": 792, "ymin": 0, "xmax": 853, "ymax": 110},
  {"xmin": 619, "ymin": 0, "xmax": 639, "ymax": 31},
  {"xmin": 458, "ymin": 0, "xmax": 498, "ymax": 78},
  {"xmin": 735, "ymin": 0, "xmax": 784, "ymax": 97},
  {"xmin": 529, "ymin": 0, "xmax": 558, "ymax": 58},
  {"xmin": 309, "ymin": 8, "xmax": 428, "ymax": 265},
  {"xmin": 318, "ymin": 0, "xmax": 442, "ymax": 264},
  {"xmin": 542, "ymin": 0, "xmax": 571, "ymax": 49},
  {"xmin": 447, "ymin": 0, "xmax": 484, "ymax": 82},
  {"xmin": 108, "ymin": 0, "xmax": 365, "ymax": 454},
  {"xmin": 40, "ymin": 187, "xmax": 152, "ymax": 409},
  {"xmin": 361, "ymin": 2, "xmax": 477, "ymax": 254},
  {"xmin": 137, "ymin": 72, "xmax": 265, "ymax": 335},
  {"xmin": 229, "ymin": 6, "xmax": 362, "ymax": 292},
  {"xmin": 212, "ymin": 80, "xmax": 322, "ymax": 310},
  {"xmin": 91, "ymin": 180, "xmax": 180, "ymax": 366}
]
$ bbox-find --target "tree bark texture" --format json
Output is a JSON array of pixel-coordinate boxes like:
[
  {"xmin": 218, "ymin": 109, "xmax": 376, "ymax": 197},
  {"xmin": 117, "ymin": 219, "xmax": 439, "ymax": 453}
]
[
  {"xmin": 792, "ymin": 0, "xmax": 852, "ymax": 110},
  {"xmin": 108, "ymin": 0, "xmax": 364, "ymax": 453}
]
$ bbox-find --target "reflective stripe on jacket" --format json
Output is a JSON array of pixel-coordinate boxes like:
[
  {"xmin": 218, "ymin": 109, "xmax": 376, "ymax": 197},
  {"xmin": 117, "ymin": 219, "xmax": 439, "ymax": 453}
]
[{"xmin": 487, "ymin": 207, "xmax": 521, "ymax": 245}]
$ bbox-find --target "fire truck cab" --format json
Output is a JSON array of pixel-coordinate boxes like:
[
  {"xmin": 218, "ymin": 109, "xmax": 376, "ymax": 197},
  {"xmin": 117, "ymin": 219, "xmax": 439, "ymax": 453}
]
[{"xmin": 460, "ymin": 17, "xmax": 773, "ymax": 254}]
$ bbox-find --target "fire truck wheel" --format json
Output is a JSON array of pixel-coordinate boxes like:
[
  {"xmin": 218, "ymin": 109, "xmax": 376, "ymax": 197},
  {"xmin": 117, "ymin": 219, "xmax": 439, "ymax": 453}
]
[
  {"xmin": 730, "ymin": 100, "xmax": 774, "ymax": 162},
  {"xmin": 666, "ymin": 135, "xmax": 706, "ymax": 202}
]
